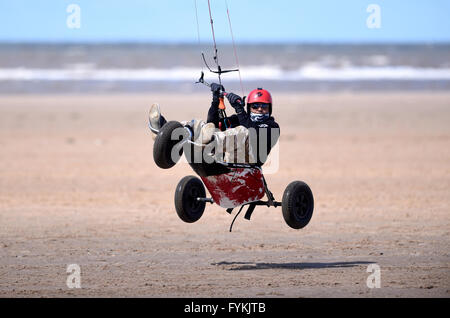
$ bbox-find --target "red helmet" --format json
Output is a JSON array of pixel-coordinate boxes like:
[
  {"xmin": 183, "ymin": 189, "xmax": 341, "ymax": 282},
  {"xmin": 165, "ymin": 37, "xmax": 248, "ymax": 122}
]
[{"xmin": 247, "ymin": 87, "xmax": 272, "ymax": 115}]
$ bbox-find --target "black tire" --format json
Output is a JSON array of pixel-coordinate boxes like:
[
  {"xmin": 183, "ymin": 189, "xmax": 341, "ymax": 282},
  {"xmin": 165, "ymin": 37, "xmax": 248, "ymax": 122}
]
[
  {"xmin": 174, "ymin": 176, "xmax": 206, "ymax": 223},
  {"xmin": 282, "ymin": 181, "xmax": 314, "ymax": 229},
  {"xmin": 153, "ymin": 121, "xmax": 185, "ymax": 169}
]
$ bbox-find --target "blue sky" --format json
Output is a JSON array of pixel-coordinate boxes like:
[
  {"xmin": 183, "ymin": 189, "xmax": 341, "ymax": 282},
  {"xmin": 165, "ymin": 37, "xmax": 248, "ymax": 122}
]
[{"xmin": 0, "ymin": 0, "xmax": 449, "ymax": 43}]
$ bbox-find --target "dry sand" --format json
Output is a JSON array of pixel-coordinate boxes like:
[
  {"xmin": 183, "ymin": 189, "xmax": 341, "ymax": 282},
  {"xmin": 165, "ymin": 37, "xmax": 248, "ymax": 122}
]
[{"xmin": 0, "ymin": 92, "xmax": 449, "ymax": 297}]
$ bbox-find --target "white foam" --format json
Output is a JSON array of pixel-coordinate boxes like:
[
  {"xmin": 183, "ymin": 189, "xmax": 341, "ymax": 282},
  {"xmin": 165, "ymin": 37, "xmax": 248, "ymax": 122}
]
[{"xmin": 1, "ymin": 65, "xmax": 450, "ymax": 81}]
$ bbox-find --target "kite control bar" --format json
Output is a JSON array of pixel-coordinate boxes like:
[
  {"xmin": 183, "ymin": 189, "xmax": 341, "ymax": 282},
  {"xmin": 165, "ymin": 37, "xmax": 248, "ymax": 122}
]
[
  {"xmin": 196, "ymin": 71, "xmax": 230, "ymax": 95},
  {"xmin": 196, "ymin": 71, "xmax": 245, "ymax": 106},
  {"xmin": 196, "ymin": 71, "xmax": 232, "ymax": 129},
  {"xmin": 196, "ymin": 71, "xmax": 229, "ymax": 111}
]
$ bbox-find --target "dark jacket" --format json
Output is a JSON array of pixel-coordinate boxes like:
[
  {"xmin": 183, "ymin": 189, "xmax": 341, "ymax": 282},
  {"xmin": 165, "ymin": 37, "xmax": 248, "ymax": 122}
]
[{"xmin": 207, "ymin": 95, "xmax": 280, "ymax": 166}]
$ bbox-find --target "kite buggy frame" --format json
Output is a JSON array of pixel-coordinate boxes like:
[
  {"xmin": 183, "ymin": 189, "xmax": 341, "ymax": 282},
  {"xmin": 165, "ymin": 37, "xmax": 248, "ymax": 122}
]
[{"xmin": 148, "ymin": 115, "xmax": 314, "ymax": 232}]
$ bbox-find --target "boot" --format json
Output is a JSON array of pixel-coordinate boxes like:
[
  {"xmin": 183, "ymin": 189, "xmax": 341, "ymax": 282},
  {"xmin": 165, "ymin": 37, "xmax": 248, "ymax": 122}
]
[{"xmin": 149, "ymin": 103, "xmax": 167, "ymax": 139}]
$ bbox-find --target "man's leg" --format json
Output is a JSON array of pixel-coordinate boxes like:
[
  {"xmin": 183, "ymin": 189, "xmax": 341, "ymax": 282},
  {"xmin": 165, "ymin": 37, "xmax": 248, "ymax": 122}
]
[
  {"xmin": 186, "ymin": 120, "xmax": 215, "ymax": 144},
  {"xmin": 149, "ymin": 105, "xmax": 215, "ymax": 144},
  {"xmin": 213, "ymin": 126, "xmax": 256, "ymax": 164}
]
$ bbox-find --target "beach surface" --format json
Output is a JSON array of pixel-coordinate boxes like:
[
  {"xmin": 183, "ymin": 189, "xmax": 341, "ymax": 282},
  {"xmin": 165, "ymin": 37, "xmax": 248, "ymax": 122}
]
[{"xmin": 0, "ymin": 92, "xmax": 449, "ymax": 297}]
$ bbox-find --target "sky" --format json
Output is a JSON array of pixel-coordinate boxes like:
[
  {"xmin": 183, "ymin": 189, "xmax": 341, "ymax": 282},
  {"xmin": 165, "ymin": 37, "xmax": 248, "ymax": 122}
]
[{"xmin": 0, "ymin": 0, "xmax": 449, "ymax": 43}]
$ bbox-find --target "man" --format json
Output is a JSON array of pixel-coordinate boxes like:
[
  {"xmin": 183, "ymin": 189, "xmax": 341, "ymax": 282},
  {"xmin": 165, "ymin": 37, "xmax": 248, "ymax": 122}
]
[
  {"xmin": 149, "ymin": 84, "xmax": 280, "ymax": 166},
  {"xmin": 207, "ymin": 83, "xmax": 280, "ymax": 165}
]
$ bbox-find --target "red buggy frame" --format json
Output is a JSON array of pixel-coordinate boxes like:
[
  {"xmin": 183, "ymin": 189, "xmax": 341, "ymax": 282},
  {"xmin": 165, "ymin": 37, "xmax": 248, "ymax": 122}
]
[{"xmin": 149, "ymin": 118, "xmax": 314, "ymax": 231}]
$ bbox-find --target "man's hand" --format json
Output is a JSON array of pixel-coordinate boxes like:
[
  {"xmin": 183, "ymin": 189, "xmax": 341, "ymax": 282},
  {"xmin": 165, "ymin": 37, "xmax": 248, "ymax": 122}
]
[
  {"xmin": 226, "ymin": 92, "xmax": 245, "ymax": 114},
  {"xmin": 210, "ymin": 83, "xmax": 225, "ymax": 97},
  {"xmin": 226, "ymin": 92, "xmax": 243, "ymax": 107}
]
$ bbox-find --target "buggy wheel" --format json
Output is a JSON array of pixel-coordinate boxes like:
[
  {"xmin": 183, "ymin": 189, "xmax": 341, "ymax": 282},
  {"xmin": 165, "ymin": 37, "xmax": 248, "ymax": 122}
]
[
  {"xmin": 174, "ymin": 176, "xmax": 206, "ymax": 223},
  {"xmin": 282, "ymin": 181, "xmax": 314, "ymax": 229},
  {"xmin": 153, "ymin": 121, "xmax": 186, "ymax": 169}
]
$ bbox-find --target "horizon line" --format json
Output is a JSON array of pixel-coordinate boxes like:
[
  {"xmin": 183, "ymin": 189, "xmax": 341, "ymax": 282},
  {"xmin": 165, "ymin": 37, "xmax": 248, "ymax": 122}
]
[{"xmin": 1, "ymin": 40, "xmax": 450, "ymax": 46}]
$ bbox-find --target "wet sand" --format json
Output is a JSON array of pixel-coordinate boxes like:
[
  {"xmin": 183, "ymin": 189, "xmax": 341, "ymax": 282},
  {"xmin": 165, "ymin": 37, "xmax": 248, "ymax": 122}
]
[{"xmin": 0, "ymin": 92, "xmax": 449, "ymax": 297}]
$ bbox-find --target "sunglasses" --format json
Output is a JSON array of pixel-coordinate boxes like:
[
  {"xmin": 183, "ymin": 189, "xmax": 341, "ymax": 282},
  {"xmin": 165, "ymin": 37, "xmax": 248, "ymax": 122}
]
[{"xmin": 250, "ymin": 103, "xmax": 270, "ymax": 110}]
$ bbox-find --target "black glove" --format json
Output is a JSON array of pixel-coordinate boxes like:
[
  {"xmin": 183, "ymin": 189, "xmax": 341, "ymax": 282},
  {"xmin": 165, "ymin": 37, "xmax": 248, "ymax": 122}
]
[
  {"xmin": 210, "ymin": 83, "xmax": 225, "ymax": 97},
  {"xmin": 226, "ymin": 92, "xmax": 244, "ymax": 108}
]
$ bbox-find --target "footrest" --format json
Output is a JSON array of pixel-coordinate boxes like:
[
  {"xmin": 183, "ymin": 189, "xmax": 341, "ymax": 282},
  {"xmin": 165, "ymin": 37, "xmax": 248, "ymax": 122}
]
[{"xmin": 244, "ymin": 203, "xmax": 256, "ymax": 220}]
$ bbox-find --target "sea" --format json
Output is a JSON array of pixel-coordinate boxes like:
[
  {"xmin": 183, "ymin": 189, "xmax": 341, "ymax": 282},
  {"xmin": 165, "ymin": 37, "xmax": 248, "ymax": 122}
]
[{"xmin": 1, "ymin": 43, "xmax": 449, "ymax": 94}]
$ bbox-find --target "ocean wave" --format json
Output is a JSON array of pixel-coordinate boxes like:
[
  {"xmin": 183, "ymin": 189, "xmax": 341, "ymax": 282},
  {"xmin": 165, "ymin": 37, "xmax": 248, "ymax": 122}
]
[{"xmin": 1, "ymin": 65, "xmax": 450, "ymax": 81}]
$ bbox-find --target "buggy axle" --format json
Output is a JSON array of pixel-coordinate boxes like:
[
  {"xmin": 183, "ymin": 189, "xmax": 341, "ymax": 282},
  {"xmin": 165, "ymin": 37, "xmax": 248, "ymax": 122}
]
[{"xmin": 196, "ymin": 197, "xmax": 214, "ymax": 204}]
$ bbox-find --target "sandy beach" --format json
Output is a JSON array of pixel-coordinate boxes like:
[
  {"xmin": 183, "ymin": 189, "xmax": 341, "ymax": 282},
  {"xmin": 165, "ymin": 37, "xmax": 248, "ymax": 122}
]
[{"xmin": 0, "ymin": 92, "xmax": 449, "ymax": 297}]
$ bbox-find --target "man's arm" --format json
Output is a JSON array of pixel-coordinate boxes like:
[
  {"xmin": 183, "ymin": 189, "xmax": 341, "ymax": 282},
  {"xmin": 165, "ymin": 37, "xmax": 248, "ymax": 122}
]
[
  {"xmin": 206, "ymin": 83, "xmax": 224, "ymax": 126},
  {"xmin": 226, "ymin": 92, "xmax": 256, "ymax": 128},
  {"xmin": 206, "ymin": 96, "xmax": 220, "ymax": 125}
]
